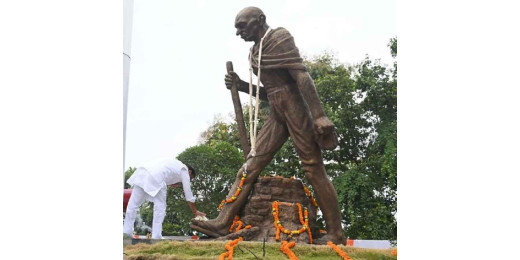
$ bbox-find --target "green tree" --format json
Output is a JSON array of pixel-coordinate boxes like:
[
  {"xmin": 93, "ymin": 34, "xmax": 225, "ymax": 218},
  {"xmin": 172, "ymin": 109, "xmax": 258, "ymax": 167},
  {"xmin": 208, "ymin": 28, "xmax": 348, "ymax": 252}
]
[
  {"xmin": 330, "ymin": 38, "xmax": 397, "ymax": 240},
  {"xmin": 198, "ymin": 114, "xmax": 242, "ymax": 149}
]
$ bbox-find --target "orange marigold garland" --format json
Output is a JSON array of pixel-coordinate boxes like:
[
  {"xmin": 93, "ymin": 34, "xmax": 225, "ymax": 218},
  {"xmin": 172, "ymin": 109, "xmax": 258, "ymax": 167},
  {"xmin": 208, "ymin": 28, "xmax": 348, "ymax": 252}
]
[
  {"xmin": 327, "ymin": 241, "xmax": 352, "ymax": 260},
  {"xmin": 272, "ymin": 201, "xmax": 312, "ymax": 244},
  {"xmin": 303, "ymin": 185, "xmax": 319, "ymax": 208},
  {"xmin": 228, "ymin": 215, "xmax": 253, "ymax": 233},
  {"xmin": 303, "ymin": 206, "xmax": 312, "ymax": 244},
  {"xmin": 280, "ymin": 240, "xmax": 298, "ymax": 260},
  {"xmin": 218, "ymin": 172, "xmax": 247, "ymax": 210},
  {"xmin": 273, "ymin": 202, "xmax": 281, "ymax": 240},
  {"xmin": 218, "ymin": 237, "xmax": 243, "ymax": 260},
  {"xmin": 228, "ymin": 215, "xmax": 241, "ymax": 233},
  {"xmin": 297, "ymin": 203, "xmax": 304, "ymax": 224},
  {"xmin": 235, "ymin": 221, "xmax": 243, "ymax": 232}
]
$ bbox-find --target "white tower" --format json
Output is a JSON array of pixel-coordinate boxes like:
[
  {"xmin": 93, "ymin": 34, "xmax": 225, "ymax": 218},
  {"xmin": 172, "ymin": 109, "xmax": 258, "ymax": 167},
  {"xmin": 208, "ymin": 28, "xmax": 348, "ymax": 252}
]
[{"xmin": 123, "ymin": 0, "xmax": 134, "ymax": 188}]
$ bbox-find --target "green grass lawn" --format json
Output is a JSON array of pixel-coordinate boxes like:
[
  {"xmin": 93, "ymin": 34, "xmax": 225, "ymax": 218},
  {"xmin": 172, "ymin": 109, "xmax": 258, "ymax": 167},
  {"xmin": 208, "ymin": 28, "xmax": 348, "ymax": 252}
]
[{"xmin": 123, "ymin": 240, "xmax": 397, "ymax": 260}]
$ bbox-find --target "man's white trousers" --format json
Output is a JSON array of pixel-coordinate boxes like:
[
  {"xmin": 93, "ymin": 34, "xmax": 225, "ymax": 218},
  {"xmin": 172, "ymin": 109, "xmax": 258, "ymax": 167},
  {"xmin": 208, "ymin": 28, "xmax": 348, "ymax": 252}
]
[{"xmin": 123, "ymin": 185, "xmax": 167, "ymax": 239}]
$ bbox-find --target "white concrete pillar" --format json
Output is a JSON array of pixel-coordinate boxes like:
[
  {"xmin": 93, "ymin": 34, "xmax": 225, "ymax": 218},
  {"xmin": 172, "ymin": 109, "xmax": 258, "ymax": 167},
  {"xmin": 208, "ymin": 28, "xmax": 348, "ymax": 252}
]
[{"xmin": 123, "ymin": 0, "xmax": 134, "ymax": 188}]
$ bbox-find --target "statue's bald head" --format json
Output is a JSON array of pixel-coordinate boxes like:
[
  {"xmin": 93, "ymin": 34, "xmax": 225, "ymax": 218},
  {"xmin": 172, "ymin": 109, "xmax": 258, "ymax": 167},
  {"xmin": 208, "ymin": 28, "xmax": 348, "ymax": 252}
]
[
  {"xmin": 235, "ymin": 7, "xmax": 265, "ymax": 22},
  {"xmin": 234, "ymin": 7, "xmax": 268, "ymax": 42}
]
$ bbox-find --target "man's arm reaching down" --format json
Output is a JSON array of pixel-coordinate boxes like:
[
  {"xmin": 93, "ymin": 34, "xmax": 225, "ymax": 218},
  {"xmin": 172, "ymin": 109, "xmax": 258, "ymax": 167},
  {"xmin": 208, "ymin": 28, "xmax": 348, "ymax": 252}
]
[{"xmin": 187, "ymin": 202, "xmax": 206, "ymax": 217}]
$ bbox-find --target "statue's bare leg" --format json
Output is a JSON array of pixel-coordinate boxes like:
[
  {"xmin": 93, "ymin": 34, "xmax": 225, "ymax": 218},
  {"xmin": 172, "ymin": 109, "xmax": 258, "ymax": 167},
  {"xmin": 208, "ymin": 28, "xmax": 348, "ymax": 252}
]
[
  {"xmin": 191, "ymin": 117, "xmax": 289, "ymax": 237},
  {"xmin": 304, "ymin": 162, "xmax": 346, "ymax": 244},
  {"xmin": 190, "ymin": 153, "xmax": 276, "ymax": 237},
  {"xmin": 190, "ymin": 162, "xmax": 254, "ymax": 237}
]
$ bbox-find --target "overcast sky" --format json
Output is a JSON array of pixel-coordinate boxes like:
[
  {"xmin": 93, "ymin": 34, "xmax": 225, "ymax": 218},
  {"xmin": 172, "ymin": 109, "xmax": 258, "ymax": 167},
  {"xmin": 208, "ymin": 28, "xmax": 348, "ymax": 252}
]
[{"xmin": 125, "ymin": 0, "xmax": 397, "ymax": 169}]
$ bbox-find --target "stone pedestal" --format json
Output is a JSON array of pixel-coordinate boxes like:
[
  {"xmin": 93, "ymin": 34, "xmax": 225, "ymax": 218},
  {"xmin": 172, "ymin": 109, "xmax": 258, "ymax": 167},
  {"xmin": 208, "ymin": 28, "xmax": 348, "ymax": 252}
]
[{"xmin": 222, "ymin": 176, "xmax": 319, "ymax": 243}]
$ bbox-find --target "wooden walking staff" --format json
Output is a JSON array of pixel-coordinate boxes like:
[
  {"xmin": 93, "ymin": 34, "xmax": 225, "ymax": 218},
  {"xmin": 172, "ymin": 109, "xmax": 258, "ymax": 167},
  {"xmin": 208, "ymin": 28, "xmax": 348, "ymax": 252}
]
[{"xmin": 226, "ymin": 61, "xmax": 251, "ymax": 159}]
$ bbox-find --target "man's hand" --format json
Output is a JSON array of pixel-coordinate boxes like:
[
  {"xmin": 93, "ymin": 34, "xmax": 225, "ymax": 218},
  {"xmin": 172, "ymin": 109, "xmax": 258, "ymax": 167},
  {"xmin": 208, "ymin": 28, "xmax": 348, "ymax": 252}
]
[
  {"xmin": 313, "ymin": 116, "xmax": 334, "ymax": 135},
  {"xmin": 224, "ymin": 71, "xmax": 241, "ymax": 90},
  {"xmin": 194, "ymin": 210, "xmax": 206, "ymax": 217}
]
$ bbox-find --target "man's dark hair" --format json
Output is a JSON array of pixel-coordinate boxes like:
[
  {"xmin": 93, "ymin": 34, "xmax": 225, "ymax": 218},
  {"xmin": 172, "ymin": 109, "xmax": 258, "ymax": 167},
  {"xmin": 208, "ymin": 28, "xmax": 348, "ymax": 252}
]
[{"xmin": 186, "ymin": 164, "xmax": 196, "ymax": 177}]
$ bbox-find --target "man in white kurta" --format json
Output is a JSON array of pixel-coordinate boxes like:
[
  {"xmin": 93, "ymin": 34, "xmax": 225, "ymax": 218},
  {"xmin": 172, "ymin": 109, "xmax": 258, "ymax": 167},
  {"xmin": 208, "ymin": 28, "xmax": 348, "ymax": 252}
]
[{"xmin": 123, "ymin": 158, "xmax": 206, "ymax": 239}]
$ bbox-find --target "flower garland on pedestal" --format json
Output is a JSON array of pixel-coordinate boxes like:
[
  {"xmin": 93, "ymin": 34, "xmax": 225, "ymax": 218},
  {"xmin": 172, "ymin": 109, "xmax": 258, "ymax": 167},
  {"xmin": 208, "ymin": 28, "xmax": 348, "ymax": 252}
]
[
  {"xmin": 272, "ymin": 201, "xmax": 313, "ymax": 244},
  {"xmin": 289, "ymin": 177, "xmax": 319, "ymax": 208},
  {"xmin": 228, "ymin": 215, "xmax": 252, "ymax": 233}
]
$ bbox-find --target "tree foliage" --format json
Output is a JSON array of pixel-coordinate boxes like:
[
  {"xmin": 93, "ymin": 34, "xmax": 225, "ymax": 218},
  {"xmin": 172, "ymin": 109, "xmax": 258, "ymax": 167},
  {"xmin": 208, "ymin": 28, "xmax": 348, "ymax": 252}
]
[
  {"xmin": 328, "ymin": 38, "xmax": 397, "ymax": 240},
  {"xmin": 198, "ymin": 114, "xmax": 242, "ymax": 149}
]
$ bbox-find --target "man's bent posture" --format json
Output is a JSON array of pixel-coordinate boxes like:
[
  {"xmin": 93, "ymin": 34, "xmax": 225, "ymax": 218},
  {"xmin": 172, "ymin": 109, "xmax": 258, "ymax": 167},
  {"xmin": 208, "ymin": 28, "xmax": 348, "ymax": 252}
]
[{"xmin": 124, "ymin": 158, "xmax": 205, "ymax": 239}]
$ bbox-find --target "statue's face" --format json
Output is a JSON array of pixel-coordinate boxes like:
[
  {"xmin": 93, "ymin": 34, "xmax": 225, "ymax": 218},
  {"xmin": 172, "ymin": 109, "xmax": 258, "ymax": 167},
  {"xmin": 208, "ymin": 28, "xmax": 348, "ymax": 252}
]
[{"xmin": 235, "ymin": 12, "xmax": 261, "ymax": 42}]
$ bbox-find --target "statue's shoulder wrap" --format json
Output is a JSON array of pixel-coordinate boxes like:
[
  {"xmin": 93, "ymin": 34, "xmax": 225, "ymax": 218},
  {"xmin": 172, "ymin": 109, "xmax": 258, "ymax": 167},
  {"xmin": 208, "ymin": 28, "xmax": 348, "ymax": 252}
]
[{"xmin": 250, "ymin": 27, "xmax": 307, "ymax": 71}]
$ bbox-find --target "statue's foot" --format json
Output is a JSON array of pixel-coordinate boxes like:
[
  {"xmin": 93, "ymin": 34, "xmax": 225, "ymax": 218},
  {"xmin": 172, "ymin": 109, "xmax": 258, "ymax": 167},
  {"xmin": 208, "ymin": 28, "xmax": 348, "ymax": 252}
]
[
  {"xmin": 190, "ymin": 218, "xmax": 229, "ymax": 238},
  {"xmin": 313, "ymin": 233, "xmax": 347, "ymax": 245}
]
